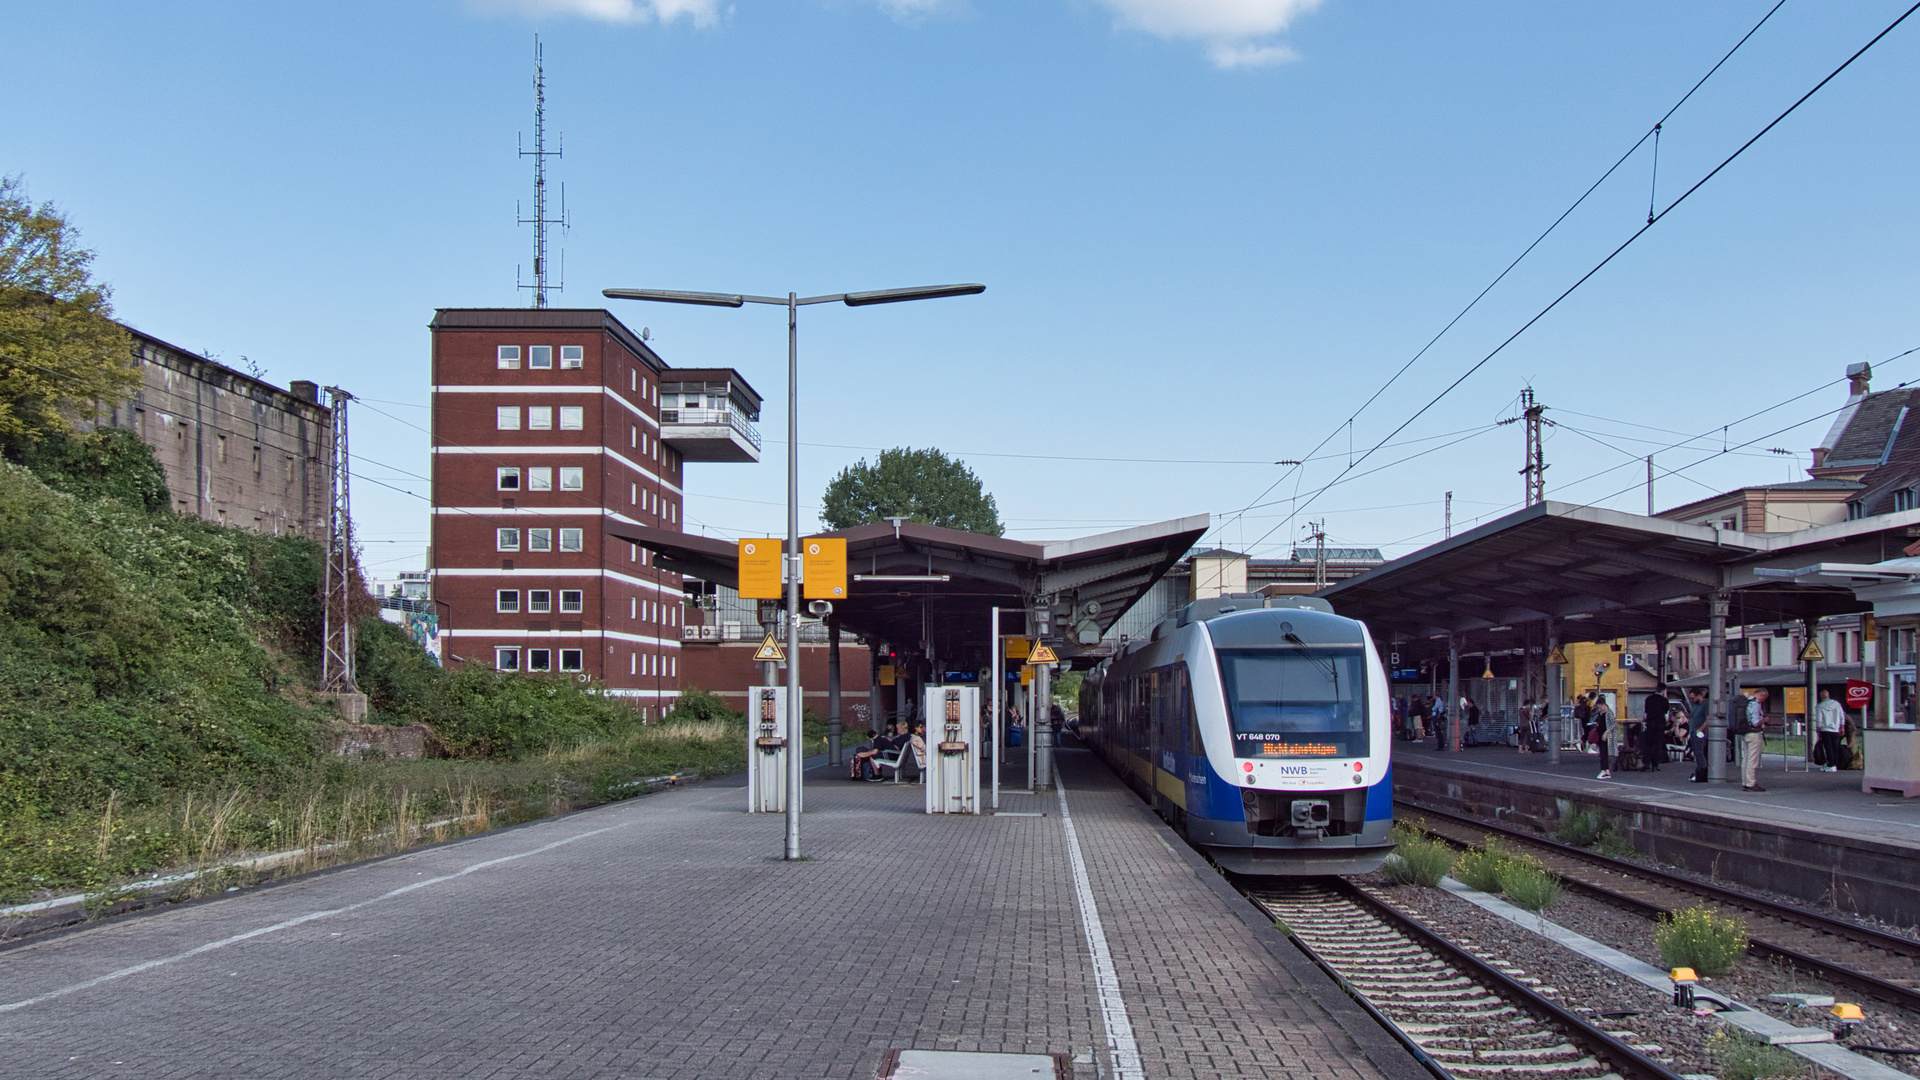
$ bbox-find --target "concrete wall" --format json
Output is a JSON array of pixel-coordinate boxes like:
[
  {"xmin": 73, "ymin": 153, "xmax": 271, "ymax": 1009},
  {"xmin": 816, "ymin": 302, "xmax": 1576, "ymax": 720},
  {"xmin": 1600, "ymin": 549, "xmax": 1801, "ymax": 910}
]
[{"xmin": 88, "ymin": 328, "xmax": 332, "ymax": 539}]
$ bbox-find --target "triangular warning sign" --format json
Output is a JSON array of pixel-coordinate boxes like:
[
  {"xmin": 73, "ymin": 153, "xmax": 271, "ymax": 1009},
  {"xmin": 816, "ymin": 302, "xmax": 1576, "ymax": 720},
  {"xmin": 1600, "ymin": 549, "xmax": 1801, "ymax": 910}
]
[
  {"xmin": 1546, "ymin": 646, "xmax": 1568, "ymax": 665},
  {"xmin": 1028, "ymin": 643, "xmax": 1059, "ymax": 665},
  {"xmin": 1799, "ymin": 640, "xmax": 1826, "ymax": 662},
  {"xmin": 753, "ymin": 634, "xmax": 786, "ymax": 662}
]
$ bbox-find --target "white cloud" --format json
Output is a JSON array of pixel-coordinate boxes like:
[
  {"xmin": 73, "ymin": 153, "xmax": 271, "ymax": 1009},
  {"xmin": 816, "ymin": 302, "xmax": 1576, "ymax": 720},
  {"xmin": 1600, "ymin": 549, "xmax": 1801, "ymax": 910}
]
[
  {"xmin": 1093, "ymin": 0, "xmax": 1322, "ymax": 68},
  {"xmin": 473, "ymin": 0, "xmax": 723, "ymax": 26}
]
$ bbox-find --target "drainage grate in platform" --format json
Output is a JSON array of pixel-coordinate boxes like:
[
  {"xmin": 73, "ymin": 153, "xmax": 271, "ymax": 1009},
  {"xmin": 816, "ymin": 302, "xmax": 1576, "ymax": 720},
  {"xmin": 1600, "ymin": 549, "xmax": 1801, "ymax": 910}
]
[{"xmin": 876, "ymin": 1049, "xmax": 1070, "ymax": 1079}]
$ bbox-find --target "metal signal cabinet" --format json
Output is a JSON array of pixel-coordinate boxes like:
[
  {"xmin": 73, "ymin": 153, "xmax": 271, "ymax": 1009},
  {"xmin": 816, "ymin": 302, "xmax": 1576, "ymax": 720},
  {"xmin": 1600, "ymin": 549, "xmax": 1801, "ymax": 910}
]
[
  {"xmin": 746, "ymin": 685, "xmax": 798, "ymax": 813},
  {"xmin": 924, "ymin": 685, "xmax": 980, "ymax": 814}
]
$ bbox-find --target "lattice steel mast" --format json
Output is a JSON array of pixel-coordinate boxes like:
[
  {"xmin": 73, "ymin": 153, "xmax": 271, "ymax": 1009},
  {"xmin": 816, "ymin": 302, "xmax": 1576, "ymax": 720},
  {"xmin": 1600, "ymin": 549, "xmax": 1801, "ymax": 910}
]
[
  {"xmin": 320, "ymin": 386, "xmax": 358, "ymax": 694},
  {"xmin": 517, "ymin": 35, "xmax": 565, "ymax": 307},
  {"xmin": 1499, "ymin": 388, "xmax": 1552, "ymax": 507}
]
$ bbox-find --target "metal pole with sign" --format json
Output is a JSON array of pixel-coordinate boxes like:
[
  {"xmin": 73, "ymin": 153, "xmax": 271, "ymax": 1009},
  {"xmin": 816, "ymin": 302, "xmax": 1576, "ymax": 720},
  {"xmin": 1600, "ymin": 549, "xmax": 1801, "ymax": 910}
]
[{"xmin": 990, "ymin": 606, "xmax": 1001, "ymax": 811}]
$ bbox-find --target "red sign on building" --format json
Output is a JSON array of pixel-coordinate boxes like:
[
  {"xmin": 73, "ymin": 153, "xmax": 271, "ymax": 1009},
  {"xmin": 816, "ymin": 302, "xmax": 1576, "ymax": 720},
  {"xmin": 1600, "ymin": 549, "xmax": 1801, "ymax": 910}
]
[{"xmin": 1844, "ymin": 679, "xmax": 1874, "ymax": 708}]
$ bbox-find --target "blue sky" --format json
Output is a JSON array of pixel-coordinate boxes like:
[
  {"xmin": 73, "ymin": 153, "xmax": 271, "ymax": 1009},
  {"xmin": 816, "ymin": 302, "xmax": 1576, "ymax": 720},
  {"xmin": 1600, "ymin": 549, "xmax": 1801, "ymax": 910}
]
[{"xmin": 8, "ymin": 0, "xmax": 1919, "ymax": 573}]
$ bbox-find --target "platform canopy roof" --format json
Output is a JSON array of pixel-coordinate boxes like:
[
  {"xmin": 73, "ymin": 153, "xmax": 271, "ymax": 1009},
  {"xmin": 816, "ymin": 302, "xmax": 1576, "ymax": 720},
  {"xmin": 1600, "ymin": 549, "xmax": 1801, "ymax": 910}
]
[
  {"xmin": 1318, "ymin": 500, "xmax": 1920, "ymax": 662},
  {"xmin": 609, "ymin": 515, "xmax": 1209, "ymax": 669}
]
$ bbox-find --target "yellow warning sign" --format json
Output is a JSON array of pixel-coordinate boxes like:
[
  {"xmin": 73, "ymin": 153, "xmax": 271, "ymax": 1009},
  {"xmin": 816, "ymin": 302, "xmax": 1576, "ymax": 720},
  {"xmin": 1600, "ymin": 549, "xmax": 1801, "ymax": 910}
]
[
  {"xmin": 738, "ymin": 539, "xmax": 783, "ymax": 600},
  {"xmin": 1546, "ymin": 646, "xmax": 1568, "ymax": 665},
  {"xmin": 1799, "ymin": 639, "xmax": 1826, "ymax": 662},
  {"xmin": 1004, "ymin": 637, "xmax": 1031, "ymax": 660},
  {"xmin": 1027, "ymin": 643, "xmax": 1059, "ymax": 665},
  {"xmin": 753, "ymin": 634, "xmax": 786, "ymax": 663},
  {"xmin": 802, "ymin": 538, "xmax": 846, "ymax": 600}
]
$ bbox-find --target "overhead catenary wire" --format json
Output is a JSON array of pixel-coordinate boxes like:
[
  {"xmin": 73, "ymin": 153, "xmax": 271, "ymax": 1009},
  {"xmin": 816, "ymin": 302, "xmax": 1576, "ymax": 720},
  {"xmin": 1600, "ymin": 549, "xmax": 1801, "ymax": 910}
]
[
  {"xmin": 1235, "ymin": 2, "xmax": 1920, "ymax": 558},
  {"xmin": 1207, "ymin": 0, "xmax": 1794, "ymax": 542}
]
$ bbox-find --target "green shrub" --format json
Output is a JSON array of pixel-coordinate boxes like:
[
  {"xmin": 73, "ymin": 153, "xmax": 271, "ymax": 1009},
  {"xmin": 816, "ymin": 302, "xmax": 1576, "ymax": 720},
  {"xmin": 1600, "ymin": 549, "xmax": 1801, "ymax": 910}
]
[
  {"xmin": 1383, "ymin": 838, "xmax": 1455, "ymax": 887},
  {"xmin": 1707, "ymin": 1029, "xmax": 1808, "ymax": 1080},
  {"xmin": 1657, "ymin": 905, "xmax": 1749, "ymax": 977},
  {"xmin": 1555, "ymin": 804, "xmax": 1605, "ymax": 847},
  {"xmin": 1453, "ymin": 838, "xmax": 1509, "ymax": 893},
  {"xmin": 1594, "ymin": 824, "xmax": 1640, "ymax": 860},
  {"xmin": 9, "ymin": 426, "xmax": 170, "ymax": 513},
  {"xmin": 1495, "ymin": 857, "xmax": 1563, "ymax": 911},
  {"xmin": 665, "ymin": 686, "xmax": 743, "ymax": 724}
]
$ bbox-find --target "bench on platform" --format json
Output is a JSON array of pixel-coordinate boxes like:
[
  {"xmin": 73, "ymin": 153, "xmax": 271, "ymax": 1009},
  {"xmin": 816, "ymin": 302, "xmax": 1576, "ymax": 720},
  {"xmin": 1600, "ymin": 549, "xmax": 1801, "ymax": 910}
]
[{"xmin": 876, "ymin": 741, "xmax": 925, "ymax": 784}]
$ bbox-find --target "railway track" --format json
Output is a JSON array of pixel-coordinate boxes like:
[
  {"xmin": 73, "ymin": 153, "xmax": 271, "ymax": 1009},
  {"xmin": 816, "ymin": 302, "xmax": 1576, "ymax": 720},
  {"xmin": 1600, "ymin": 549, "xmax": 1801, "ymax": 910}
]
[
  {"xmin": 1252, "ymin": 879, "xmax": 1687, "ymax": 1080},
  {"xmin": 1402, "ymin": 799, "xmax": 1920, "ymax": 1013}
]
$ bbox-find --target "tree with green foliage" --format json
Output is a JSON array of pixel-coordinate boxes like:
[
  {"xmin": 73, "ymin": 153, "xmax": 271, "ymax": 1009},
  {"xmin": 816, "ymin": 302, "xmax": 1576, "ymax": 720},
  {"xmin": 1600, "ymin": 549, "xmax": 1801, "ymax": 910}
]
[
  {"xmin": 819, "ymin": 447, "xmax": 1002, "ymax": 535},
  {"xmin": 0, "ymin": 175, "xmax": 136, "ymax": 445}
]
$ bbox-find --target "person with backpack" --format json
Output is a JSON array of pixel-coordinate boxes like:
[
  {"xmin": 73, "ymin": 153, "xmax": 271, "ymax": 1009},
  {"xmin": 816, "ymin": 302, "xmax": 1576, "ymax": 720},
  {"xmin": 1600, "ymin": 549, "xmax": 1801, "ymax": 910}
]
[
  {"xmin": 1641, "ymin": 684, "xmax": 1670, "ymax": 771},
  {"xmin": 1573, "ymin": 693, "xmax": 1593, "ymax": 754},
  {"xmin": 1686, "ymin": 687, "xmax": 1711, "ymax": 783},
  {"xmin": 1734, "ymin": 689, "xmax": 1769, "ymax": 792}
]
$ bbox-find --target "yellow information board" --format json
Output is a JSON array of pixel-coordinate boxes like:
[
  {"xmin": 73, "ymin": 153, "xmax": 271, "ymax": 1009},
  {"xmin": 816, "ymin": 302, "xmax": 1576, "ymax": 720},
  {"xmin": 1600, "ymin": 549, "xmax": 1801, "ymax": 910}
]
[
  {"xmin": 802, "ymin": 538, "xmax": 847, "ymax": 600},
  {"xmin": 1783, "ymin": 686, "xmax": 1807, "ymax": 716},
  {"xmin": 878, "ymin": 664, "xmax": 896, "ymax": 686},
  {"xmin": 737, "ymin": 539, "xmax": 782, "ymax": 599},
  {"xmin": 1004, "ymin": 637, "xmax": 1031, "ymax": 660},
  {"xmin": 1019, "ymin": 664, "xmax": 1034, "ymax": 686}
]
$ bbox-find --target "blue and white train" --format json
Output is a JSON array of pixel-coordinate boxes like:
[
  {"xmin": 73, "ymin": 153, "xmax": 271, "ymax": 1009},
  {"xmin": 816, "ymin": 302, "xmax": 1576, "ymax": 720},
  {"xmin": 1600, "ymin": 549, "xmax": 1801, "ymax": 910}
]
[{"xmin": 1077, "ymin": 595, "xmax": 1394, "ymax": 875}]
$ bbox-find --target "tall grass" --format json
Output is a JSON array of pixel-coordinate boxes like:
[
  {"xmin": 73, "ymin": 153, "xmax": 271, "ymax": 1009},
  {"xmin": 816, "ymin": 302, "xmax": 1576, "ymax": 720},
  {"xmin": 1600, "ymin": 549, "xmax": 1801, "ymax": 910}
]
[
  {"xmin": 0, "ymin": 717, "xmax": 749, "ymax": 905},
  {"xmin": 1452, "ymin": 836, "xmax": 1565, "ymax": 912},
  {"xmin": 1382, "ymin": 822, "xmax": 1455, "ymax": 887}
]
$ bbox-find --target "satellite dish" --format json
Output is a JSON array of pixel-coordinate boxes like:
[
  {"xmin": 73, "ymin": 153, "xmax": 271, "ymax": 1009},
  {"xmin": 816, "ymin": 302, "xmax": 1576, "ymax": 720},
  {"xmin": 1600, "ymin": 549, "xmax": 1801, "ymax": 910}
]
[{"xmin": 641, "ymin": 327, "xmax": 651, "ymax": 341}]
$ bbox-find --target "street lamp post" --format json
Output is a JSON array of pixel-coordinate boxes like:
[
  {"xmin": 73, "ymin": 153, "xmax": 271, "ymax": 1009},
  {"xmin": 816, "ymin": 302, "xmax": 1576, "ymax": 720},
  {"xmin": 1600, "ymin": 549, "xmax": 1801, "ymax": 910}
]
[{"xmin": 603, "ymin": 282, "xmax": 985, "ymax": 861}]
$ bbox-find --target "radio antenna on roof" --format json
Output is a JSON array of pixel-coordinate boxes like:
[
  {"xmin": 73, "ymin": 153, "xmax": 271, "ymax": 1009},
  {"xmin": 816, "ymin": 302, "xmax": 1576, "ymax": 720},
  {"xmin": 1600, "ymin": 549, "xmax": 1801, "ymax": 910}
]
[{"xmin": 516, "ymin": 35, "xmax": 567, "ymax": 307}]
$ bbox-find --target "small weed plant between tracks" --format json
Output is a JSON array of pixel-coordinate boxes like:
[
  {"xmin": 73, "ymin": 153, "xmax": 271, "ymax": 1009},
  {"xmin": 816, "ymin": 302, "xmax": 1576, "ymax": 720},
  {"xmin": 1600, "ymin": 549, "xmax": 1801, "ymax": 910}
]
[
  {"xmin": 1451, "ymin": 836, "xmax": 1564, "ymax": 912},
  {"xmin": 1657, "ymin": 904, "xmax": 1750, "ymax": 977},
  {"xmin": 1382, "ymin": 821, "xmax": 1455, "ymax": 887},
  {"xmin": 1707, "ymin": 1029, "xmax": 1808, "ymax": 1080},
  {"xmin": 1555, "ymin": 804, "xmax": 1607, "ymax": 847}
]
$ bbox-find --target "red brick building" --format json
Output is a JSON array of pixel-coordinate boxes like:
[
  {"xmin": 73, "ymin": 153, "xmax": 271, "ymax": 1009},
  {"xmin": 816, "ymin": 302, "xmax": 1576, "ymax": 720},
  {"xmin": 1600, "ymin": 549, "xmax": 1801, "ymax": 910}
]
[{"xmin": 428, "ymin": 308, "xmax": 760, "ymax": 713}]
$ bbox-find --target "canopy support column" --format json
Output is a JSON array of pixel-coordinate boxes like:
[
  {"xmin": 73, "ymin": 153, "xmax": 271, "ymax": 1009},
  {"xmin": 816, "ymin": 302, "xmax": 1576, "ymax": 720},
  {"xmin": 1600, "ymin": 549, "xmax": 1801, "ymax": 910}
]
[
  {"xmin": 1448, "ymin": 634, "xmax": 1462, "ymax": 753},
  {"xmin": 827, "ymin": 618, "xmax": 843, "ymax": 766},
  {"xmin": 1708, "ymin": 591, "xmax": 1730, "ymax": 783}
]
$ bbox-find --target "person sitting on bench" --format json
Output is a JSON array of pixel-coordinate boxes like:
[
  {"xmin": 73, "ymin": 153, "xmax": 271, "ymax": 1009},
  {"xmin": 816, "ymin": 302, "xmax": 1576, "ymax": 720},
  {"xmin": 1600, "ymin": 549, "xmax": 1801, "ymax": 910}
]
[
  {"xmin": 849, "ymin": 723, "xmax": 904, "ymax": 780},
  {"xmin": 876, "ymin": 722, "xmax": 928, "ymax": 783}
]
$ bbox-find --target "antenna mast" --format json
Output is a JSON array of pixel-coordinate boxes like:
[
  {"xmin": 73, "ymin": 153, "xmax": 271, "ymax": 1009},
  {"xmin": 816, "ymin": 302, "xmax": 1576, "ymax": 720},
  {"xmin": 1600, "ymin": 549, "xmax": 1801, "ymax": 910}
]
[
  {"xmin": 320, "ymin": 386, "xmax": 359, "ymax": 697},
  {"xmin": 518, "ymin": 35, "xmax": 565, "ymax": 307}
]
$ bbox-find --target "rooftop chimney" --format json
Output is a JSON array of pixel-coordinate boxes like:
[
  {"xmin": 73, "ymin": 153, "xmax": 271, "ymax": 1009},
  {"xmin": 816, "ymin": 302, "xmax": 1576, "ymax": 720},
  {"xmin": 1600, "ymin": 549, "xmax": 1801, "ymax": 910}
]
[
  {"xmin": 290, "ymin": 380, "xmax": 320, "ymax": 404},
  {"xmin": 1848, "ymin": 362, "xmax": 1872, "ymax": 397}
]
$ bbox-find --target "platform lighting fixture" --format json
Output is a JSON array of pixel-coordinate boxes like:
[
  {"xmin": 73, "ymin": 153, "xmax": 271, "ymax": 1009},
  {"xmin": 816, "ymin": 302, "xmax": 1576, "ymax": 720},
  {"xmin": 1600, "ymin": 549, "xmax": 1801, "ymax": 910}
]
[{"xmin": 603, "ymin": 280, "xmax": 985, "ymax": 863}]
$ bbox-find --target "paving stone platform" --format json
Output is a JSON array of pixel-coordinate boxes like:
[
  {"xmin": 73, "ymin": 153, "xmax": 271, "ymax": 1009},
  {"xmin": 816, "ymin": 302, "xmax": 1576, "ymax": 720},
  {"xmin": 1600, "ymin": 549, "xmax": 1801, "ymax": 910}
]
[{"xmin": 0, "ymin": 746, "xmax": 1416, "ymax": 1080}]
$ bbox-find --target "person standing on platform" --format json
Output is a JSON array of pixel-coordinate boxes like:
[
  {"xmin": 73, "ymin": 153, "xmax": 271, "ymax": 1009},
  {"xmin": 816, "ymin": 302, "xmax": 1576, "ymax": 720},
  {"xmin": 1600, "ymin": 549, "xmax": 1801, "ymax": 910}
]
[
  {"xmin": 1815, "ymin": 688, "xmax": 1846, "ymax": 773},
  {"xmin": 1431, "ymin": 697, "xmax": 1448, "ymax": 750},
  {"xmin": 1593, "ymin": 693, "xmax": 1616, "ymax": 779},
  {"xmin": 1686, "ymin": 687, "xmax": 1710, "ymax": 783},
  {"xmin": 1641, "ymin": 684, "xmax": 1670, "ymax": 772},
  {"xmin": 1739, "ymin": 689, "xmax": 1769, "ymax": 792}
]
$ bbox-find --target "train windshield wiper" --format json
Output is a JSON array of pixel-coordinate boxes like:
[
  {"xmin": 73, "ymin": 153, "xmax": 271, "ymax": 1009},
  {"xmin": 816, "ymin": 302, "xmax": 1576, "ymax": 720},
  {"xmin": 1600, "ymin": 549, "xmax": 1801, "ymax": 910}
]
[{"xmin": 1283, "ymin": 632, "xmax": 1339, "ymax": 695}]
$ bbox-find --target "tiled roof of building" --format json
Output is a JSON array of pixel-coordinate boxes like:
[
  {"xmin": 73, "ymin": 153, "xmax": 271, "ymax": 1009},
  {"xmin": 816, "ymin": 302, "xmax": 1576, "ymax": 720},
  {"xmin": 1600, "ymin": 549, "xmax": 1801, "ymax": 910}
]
[{"xmin": 1823, "ymin": 387, "xmax": 1920, "ymax": 467}]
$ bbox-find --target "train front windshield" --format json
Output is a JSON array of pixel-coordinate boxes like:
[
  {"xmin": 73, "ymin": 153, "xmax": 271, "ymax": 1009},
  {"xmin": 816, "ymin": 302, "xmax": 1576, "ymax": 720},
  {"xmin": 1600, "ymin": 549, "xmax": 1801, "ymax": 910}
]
[{"xmin": 1217, "ymin": 647, "xmax": 1369, "ymax": 759}]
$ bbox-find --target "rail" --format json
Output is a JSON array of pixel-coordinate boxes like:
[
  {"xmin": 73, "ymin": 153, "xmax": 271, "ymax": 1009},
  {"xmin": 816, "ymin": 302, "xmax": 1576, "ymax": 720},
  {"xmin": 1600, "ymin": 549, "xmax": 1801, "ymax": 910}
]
[
  {"xmin": 1401, "ymin": 798, "xmax": 1920, "ymax": 1013},
  {"xmin": 1252, "ymin": 879, "xmax": 1689, "ymax": 1080}
]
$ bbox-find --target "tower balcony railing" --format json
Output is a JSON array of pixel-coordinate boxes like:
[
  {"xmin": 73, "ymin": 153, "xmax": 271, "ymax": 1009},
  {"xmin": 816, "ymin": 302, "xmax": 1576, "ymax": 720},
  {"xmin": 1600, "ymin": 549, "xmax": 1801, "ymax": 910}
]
[{"xmin": 659, "ymin": 407, "xmax": 762, "ymax": 451}]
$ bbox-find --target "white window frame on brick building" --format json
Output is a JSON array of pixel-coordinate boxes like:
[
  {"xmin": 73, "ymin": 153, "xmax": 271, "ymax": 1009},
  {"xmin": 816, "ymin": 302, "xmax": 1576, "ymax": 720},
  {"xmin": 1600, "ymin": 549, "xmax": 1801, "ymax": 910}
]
[
  {"xmin": 558, "ymin": 406, "xmax": 584, "ymax": 430},
  {"xmin": 497, "ymin": 528, "xmax": 520, "ymax": 551},
  {"xmin": 497, "ymin": 346, "xmax": 521, "ymax": 369},
  {"xmin": 559, "ymin": 466, "xmax": 584, "ymax": 491},
  {"xmin": 528, "ymin": 528, "xmax": 552, "ymax": 552},
  {"xmin": 528, "ymin": 648, "xmax": 552, "ymax": 672},
  {"xmin": 495, "ymin": 647, "xmax": 520, "ymax": 670},
  {"xmin": 527, "ymin": 467, "xmax": 552, "ymax": 491},
  {"xmin": 559, "ymin": 527, "xmax": 583, "ymax": 552},
  {"xmin": 496, "ymin": 406, "xmax": 520, "ymax": 430},
  {"xmin": 560, "ymin": 589, "xmax": 584, "ymax": 613},
  {"xmin": 559, "ymin": 649, "xmax": 584, "ymax": 672},
  {"xmin": 496, "ymin": 589, "xmax": 519, "ymax": 613},
  {"xmin": 497, "ymin": 467, "xmax": 520, "ymax": 490},
  {"xmin": 561, "ymin": 345, "xmax": 584, "ymax": 369},
  {"xmin": 529, "ymin": 406, "xmax": 553, "ymax": 430},
  {"xmin": 528, "ymin": 589, "xmax": 552, "ymax": 613},
  {"xmin": 529, "ymin": 345, "xmax": 553, "ymax": 370}
]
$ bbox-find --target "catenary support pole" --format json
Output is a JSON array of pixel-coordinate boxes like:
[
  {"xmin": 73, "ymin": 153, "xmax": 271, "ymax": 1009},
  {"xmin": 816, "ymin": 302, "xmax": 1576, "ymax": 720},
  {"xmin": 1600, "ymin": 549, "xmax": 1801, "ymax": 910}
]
[
  {"xmin": 827, "ymin": 618, "xmax": 842, "ymax": 767},
  {"xmin": 1707, "ymin": 591, "xmax": 1730, "ymax": 783},
  {"xmin": 784, "ymin": 293, "xmax": 802, "ymax": 861},
  {"xmin": 1035, "ymin": 661, "xmax": 1053, "ymax": 789},
  {"xmin": 990, "ymin": 606, "xmax": 1001, "ymax": 811},
  {"xmin": 1448, "ymin": 634, "xmax": 1462, "ymax": 753}
]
